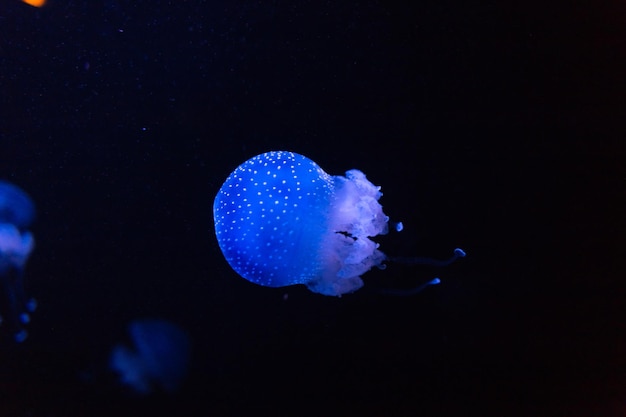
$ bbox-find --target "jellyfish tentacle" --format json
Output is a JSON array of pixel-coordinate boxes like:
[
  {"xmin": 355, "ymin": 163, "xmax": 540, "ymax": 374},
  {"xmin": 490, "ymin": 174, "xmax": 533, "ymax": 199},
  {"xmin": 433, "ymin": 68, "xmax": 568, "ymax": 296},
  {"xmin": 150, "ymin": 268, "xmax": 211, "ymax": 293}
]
[
  {"xmin": 380, "ymin": 277, "xmax": 441, "ymax": 296},
  {"xmin": 388, "ymin": 247, "xmax": 466, "ymax": 266},
  {"xmin": 380, "ymin": 248, "xmax": 465, "ymax": 296}
]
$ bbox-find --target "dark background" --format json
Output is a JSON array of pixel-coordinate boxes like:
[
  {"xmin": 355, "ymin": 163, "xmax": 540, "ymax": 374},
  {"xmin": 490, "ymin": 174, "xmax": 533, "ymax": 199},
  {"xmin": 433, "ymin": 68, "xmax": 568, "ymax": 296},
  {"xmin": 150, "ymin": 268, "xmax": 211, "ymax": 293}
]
[{"xmin": 0, "ymin": 1, "xmax": 624, "ymax": 416}]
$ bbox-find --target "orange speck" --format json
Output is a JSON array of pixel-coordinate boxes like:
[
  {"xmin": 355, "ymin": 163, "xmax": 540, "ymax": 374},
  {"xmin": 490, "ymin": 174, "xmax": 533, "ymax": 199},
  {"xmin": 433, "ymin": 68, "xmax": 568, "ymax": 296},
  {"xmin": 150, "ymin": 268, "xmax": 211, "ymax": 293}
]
[{"xmin": 22, "ymin": 0, "xmax": 47, "ymax": 7}]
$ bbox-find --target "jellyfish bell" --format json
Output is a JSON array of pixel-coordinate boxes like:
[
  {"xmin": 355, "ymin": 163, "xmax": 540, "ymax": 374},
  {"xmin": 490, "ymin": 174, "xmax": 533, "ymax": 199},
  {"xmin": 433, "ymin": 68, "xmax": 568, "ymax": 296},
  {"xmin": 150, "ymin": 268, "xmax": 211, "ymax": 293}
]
[
  {"xmin": 0, "ymin": 181, "xmax": 36, "ymax": 342},
  {"xmin": 0, "ymin": 181, "xmax": 35, "ymax": 230},
  {"xmin": 110, "ymin": 319, "xmax": 191, "ymax": 395}
]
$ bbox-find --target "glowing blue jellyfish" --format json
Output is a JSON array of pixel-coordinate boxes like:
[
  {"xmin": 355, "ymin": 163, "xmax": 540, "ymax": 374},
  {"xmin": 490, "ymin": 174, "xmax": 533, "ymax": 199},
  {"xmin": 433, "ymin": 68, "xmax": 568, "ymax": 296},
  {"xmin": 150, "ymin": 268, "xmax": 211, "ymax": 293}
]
[
  {"xmin": 214, "ymin": 151, "xmax": 465, "ymax": 297},
  {"xmin": 213, "ymin": 151, "xmax": 386, "ymax": 296},
  {"xmin": 0, "ymin": 181, "xmax": 36, "ymax": 342},
  {"xmin": 110, "ymin": 319, "xmax": 191, "ymax": 394}
]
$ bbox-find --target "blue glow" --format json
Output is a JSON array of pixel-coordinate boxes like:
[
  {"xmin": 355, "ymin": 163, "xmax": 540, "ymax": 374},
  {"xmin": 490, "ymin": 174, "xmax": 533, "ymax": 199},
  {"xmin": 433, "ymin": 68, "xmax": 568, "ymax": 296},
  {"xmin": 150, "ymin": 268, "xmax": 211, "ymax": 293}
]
[
  {"xmin": 110, "ymin": 319, "xmax": 191, "ymax": 394},
  {"xmin": 0, "ymin": 181, "xmax": 36, "ymax": 342},
  {"xmin": 214, "ymin": 151, "xmax": 389, "ymax": 296},
  {"xmin": 0, "ymin": 181, "xmax": 35, "ymax": 229}
]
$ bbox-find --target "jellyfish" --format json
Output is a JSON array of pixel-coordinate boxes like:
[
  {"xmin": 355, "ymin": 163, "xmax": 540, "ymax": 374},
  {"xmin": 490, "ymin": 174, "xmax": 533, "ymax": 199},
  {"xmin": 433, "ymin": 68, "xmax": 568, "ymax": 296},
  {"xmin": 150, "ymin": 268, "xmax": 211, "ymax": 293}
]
[
  {"xmin": 21, "ymin": 0, "xmax": 47, "ymax": 7},
  {"xmin": 110, "ymin": 319, "xmax": 191, "ymax": 394},
  {"xmin": 213, "ymin": 151, "xmax": 464, "ymax": 297},
  {"xmin": 0, "ymin": 181, "xmax": 36, "ymax": 342}
]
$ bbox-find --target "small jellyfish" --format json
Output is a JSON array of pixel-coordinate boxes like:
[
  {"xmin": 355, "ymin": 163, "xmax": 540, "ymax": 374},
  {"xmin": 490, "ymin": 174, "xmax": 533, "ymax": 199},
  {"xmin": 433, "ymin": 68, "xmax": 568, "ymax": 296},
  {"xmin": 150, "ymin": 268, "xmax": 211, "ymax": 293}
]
[
  {"xmin": 110, "ymin": 319, "xmax": 191, "ymax": 394},
  {"xmin": 0, "ymin": 181, "xmax": 36, "ymax": 342},
  {"xmin": 214, "ymin": 151, "xmax": 465, "ymax": 296}
]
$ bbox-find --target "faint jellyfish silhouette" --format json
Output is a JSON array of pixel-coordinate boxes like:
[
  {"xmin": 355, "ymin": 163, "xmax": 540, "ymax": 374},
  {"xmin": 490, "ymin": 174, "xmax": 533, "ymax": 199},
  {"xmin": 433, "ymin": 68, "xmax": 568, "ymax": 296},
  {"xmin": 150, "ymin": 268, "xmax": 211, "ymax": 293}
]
[
  {"xmin": 213, "ymin": 151, "xmax": 465, "ymax": 296},
  {"xmin": 110, "ymin": 319, "xmax": 191, "ymax": 394},
  {"xmin": 0, "ymin": 180, "xmax": 36, "ymax": 342}
]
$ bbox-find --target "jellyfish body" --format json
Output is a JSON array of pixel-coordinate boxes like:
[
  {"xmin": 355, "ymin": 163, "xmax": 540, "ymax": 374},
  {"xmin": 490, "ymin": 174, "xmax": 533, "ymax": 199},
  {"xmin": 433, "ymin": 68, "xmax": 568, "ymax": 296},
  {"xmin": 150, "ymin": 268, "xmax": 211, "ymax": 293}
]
[
  {"xmin": 0, "ymin": 181, "xmax": 36, "ymax": 342},
  {"xmin": 0, "ymin": 181, "xmax": 35, "ymax": 229},
  {"xmin": 110, "ymin": 319, "xmax": 191, "ymax": 394},
  {"xmin": 213, "ymin": 151, "xmax": 389, "ymax": 296}
]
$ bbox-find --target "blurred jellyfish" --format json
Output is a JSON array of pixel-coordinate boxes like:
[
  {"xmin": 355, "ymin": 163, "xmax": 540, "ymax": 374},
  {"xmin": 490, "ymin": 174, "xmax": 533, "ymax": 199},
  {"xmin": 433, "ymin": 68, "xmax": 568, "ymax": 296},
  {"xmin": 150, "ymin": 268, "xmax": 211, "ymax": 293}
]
[
  {"xmin": 110, "ymin": 319, "xmax": 191, "ymax": 394},
  {"xmin": 213, "ymin": 151, "xmax": 464, "ymax": 297},
  {"xmin": 0, "ymin": 181, "xmax": 36, "ymax": 342},
  {"xmin": 21, "ymin": 0, "xmax": 48, "ymax": 7}
]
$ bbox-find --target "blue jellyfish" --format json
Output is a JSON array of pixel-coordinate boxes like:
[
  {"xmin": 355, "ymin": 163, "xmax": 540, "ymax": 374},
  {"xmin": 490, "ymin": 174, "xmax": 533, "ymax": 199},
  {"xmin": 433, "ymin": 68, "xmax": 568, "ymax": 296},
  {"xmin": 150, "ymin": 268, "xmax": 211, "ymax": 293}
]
[
  {"xmin": 214, "ymin": 151, "xmax": 464, "ymax": 296},
  {"xmin": 0, "ymin": 181, "xmax": 36, "ymax": 342},
  {"xmin": 110, "ymin": 319, "xmax": 191, "ymax": 394}
]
